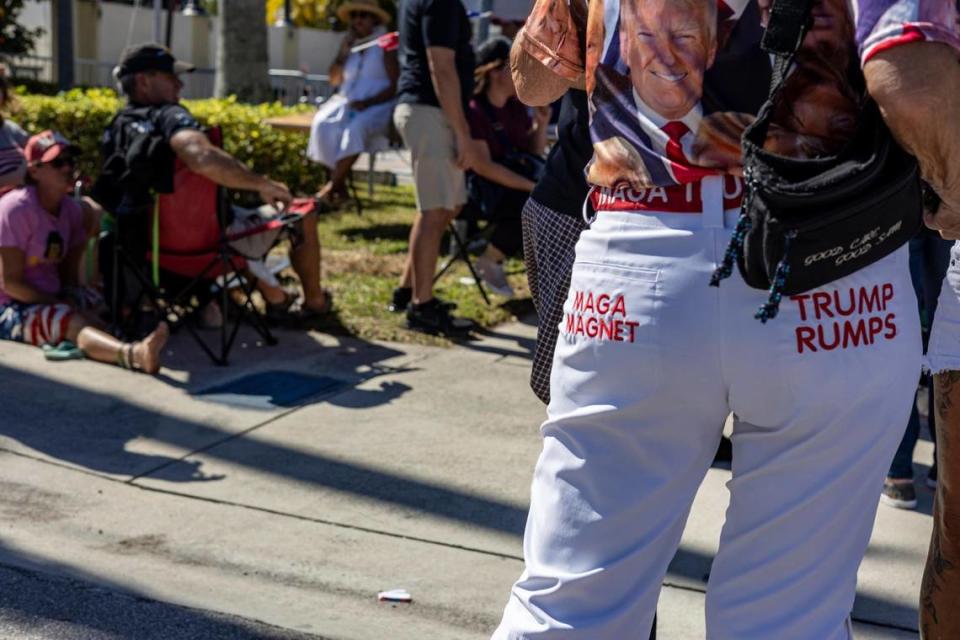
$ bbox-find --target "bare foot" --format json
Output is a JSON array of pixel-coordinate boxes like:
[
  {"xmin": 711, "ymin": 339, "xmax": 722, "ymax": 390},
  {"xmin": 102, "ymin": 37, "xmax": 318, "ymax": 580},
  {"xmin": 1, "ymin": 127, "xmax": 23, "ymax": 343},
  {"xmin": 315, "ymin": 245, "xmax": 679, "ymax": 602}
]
[{"xmin": 133, "ymin": 322, "xmax": 169, "ymax": 375}]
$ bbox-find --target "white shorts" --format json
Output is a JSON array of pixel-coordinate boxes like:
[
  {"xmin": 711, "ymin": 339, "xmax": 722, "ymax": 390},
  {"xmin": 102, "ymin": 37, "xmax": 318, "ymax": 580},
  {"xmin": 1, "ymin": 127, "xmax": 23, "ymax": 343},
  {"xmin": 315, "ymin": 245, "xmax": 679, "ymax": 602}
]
[
  {"xmin": 494, "ymin": 194, "xmax": 922, "ymax": 639},
  {"xmin": 926, "ymin": 241, "xmax": 960, "ymax": 374}
]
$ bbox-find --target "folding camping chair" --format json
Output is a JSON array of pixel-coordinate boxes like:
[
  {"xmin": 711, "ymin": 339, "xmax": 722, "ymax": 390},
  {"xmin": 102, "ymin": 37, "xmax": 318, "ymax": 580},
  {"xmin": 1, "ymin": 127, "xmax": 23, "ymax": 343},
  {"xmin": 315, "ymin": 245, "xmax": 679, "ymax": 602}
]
[
  {"xmin": 432, "ymin": 216, "xmax": 492, "ymax": 306},
  {"xmin": 110, "ymin": 128, "xmax": 313, "ymax": 365}
]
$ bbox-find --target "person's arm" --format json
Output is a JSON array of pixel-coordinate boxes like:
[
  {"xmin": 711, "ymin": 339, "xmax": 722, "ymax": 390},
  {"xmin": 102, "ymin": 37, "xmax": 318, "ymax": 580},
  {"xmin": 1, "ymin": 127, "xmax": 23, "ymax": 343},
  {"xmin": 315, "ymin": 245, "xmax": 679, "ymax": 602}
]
[
  {"xmin": 169, "ymin": 129, "xmax": 292, "ymax": 208},
  {"xmin": 426, "ymin": 46, "xmax": 482, "ymax": 171},
  {"xmin": 0, "ymin": 246, "xmax": 57, "ymax": 304},
  {"xmin": 59, "ymin": 200, "xmax": 91, "ymax": 289},
  {"xmin": 59, "ymin": 243, "xmax": 85, "ymax": 290},
  {"xmin": 864, "ymin": 43, "xmax": 960, "ymax": 237},
  {"xmin": 351, "ymin": 49, "xmax": 399, "ymax": 111},
  {"xmin": 471, "ymin": 140, "xmax": 536, "ymax": 192},
  {"xmin": 527, "ymin": 105, "xmax": 551, "ymax": 155}
]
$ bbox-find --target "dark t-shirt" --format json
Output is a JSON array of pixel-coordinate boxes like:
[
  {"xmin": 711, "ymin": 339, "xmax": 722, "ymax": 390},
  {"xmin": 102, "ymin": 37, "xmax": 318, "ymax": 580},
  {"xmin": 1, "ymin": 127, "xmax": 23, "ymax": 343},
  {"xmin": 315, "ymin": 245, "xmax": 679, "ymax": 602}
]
[
  {"xmin": 531, "ymin": 90, "xmax": 591, "ymax": 217},
  {"xmin": 93, "ymin": 102, "xmax": 201, "ymax": 216},
  {"xmin": 466, "ymin": 96, "xmax": 531, "ymax": 160},
  {"xmin": 396, "ymin": 0, "xmax": 475, "ymax": 109}
]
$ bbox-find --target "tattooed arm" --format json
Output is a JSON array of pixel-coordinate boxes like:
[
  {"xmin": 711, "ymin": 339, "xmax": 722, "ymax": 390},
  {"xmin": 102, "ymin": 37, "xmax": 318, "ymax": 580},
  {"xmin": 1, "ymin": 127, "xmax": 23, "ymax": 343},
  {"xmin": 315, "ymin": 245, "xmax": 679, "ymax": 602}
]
[{"xmin": 922, "ymin": 371, "xmax": 960, "ymax": 638}]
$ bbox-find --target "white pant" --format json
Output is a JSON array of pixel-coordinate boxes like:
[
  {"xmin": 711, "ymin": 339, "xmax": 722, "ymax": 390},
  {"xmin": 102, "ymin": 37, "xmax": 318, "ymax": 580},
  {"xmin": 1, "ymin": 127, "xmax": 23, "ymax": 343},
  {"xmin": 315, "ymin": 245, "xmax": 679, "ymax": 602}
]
[
  {"xmin": 494, "ymin": 207, "xmax": 922, "ymax": 639},
  {"xmin": 926, "ymin": 241, "xmax": 960, "ymax": 374}
]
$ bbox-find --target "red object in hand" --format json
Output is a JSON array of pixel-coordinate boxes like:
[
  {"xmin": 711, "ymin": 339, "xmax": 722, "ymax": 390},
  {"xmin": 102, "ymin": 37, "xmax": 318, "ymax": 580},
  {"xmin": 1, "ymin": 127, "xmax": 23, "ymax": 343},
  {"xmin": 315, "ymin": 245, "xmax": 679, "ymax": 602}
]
[{"xmin": 378, "ymin": 32, "xmax": 400, "ymax": 51}]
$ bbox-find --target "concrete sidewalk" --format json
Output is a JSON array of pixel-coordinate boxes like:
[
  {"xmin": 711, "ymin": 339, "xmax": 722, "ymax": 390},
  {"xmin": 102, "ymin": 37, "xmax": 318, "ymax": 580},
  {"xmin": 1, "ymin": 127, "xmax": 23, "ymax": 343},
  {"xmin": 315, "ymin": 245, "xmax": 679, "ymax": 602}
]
[{"xmin": 0, "ymin": 318, "xmax": 932, "ymax": 639}]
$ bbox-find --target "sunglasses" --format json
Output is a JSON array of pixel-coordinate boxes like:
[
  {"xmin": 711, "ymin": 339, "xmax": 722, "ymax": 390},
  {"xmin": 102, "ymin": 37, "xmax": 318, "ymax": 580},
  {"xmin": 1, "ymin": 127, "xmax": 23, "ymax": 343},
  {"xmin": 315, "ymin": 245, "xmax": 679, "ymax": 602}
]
[
  {"xmin": 46, "ymin": 156, "xmax": 77, "ymax": 169},
  {"xmin": 350, "ymin": 11, "xmax": 375, "ymax": 19}
]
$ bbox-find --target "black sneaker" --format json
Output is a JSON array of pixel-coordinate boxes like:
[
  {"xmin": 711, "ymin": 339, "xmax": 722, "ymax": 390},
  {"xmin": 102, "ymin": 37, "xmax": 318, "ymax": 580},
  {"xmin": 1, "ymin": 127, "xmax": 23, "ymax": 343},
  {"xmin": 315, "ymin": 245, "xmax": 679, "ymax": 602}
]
[
  {"xmin": 406, "ymin": 299, "xmax": 474, "ymax": 336},
  {"xmin": 881, "ymin": 478, "xmax": 917, "ymax": 510},
  {"xmin": 388, "ymin": 287, "xmax": 412, "ymax": 313},
  {"xmin": 388, "ymin": 287, "xmax": 457, "ymax": 313}
]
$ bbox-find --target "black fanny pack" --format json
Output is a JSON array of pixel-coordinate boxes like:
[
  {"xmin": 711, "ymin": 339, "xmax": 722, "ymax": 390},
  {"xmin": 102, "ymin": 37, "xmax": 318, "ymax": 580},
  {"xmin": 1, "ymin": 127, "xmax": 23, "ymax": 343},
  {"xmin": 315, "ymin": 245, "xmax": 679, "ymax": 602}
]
[{"xmin": 709, "ymin": 0, "xmax": 922, "ymax": 322}]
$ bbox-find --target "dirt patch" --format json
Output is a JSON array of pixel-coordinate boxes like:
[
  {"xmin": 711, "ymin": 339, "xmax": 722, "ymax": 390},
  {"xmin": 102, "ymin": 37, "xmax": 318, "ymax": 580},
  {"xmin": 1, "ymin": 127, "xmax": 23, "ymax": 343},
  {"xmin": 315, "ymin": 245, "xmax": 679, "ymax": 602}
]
[
  {"xmin": 111, "ymin": 533, "xmax": 168, "ymax": 555},
  {"xmin": 324, "ymin": 249, "xmax": 406, "ymax": 278},
  {"xmin": 0, "ymin": 481, "xmax": 72, "ymax": 523}
]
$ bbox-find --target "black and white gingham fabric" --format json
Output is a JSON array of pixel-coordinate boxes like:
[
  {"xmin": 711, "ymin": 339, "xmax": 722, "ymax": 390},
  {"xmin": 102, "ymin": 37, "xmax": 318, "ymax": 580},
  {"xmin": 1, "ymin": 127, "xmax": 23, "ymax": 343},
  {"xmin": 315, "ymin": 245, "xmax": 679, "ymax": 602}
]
[{"xmin": 522, "ymin": 197, "xmax": 589, "ymax": 405}]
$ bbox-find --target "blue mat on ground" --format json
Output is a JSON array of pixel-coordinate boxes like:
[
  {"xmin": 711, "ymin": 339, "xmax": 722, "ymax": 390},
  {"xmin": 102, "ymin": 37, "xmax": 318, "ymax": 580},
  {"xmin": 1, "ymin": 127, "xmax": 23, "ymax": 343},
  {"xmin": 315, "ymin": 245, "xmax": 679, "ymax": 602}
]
[{"xmin": 195, "ymin": 370, "xmax": 347, "ymax": 409}]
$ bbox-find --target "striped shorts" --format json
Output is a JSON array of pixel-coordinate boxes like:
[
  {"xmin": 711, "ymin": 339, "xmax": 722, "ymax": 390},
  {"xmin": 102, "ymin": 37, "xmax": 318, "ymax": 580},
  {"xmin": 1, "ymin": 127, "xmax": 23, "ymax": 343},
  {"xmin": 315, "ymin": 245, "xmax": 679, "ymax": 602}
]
[{"xmin": 0, "ymin": 302, "xmax": 75, "ymax": 347}]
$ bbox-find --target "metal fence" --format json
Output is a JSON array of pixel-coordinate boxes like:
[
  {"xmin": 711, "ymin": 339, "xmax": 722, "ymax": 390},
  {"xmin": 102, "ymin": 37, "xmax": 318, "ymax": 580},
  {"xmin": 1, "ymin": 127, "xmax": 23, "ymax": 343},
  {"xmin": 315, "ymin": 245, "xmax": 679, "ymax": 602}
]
[{"xmin": 6, "ymin": 54, "xmax": 326, "ymax": 105}]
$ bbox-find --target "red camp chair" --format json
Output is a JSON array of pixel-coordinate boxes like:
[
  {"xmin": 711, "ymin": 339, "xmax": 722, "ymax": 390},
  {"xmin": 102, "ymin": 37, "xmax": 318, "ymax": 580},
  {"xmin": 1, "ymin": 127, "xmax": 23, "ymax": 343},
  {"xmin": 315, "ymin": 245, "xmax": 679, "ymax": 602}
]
[{"xmin": 118, "ymin": 127, "xmax": 314, "ymax": 365}]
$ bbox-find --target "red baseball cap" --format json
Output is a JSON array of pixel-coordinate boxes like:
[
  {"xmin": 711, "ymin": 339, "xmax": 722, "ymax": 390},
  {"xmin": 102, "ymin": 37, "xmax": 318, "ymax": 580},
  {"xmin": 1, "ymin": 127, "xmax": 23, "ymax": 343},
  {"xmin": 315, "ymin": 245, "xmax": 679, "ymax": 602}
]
[{"xmin": 24, "ymin": 130, "xmax": 80, "ymax": 166}]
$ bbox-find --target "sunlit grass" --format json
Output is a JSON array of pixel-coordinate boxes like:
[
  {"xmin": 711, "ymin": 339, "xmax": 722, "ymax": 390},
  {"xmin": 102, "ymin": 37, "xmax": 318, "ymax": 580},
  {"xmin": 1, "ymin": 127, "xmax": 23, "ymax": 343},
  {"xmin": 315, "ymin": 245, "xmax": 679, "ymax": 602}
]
[{"xmin": 292, "ymin": 185, "xmax": 532, "ymax": 346}]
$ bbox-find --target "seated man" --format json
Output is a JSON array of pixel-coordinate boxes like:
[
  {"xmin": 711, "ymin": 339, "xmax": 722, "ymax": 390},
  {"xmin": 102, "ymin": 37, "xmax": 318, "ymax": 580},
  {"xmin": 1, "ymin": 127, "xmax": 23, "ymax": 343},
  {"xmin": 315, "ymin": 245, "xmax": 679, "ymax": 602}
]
[
  {"xmin": 94, "ymin": 43, "xmax": 331, "ymax": 322},
  {"xmin": 466, "ymin": 37, "xmax": 550, "ymax": 298}
]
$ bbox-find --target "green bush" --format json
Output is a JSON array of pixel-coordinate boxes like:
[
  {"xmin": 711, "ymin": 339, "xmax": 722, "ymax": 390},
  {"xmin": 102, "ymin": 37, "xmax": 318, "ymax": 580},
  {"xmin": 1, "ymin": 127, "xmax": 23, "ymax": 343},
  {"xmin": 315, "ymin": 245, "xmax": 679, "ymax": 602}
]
[{"xmin": 13, "ymin": 87, "xmax": 326, "ymax": 196}]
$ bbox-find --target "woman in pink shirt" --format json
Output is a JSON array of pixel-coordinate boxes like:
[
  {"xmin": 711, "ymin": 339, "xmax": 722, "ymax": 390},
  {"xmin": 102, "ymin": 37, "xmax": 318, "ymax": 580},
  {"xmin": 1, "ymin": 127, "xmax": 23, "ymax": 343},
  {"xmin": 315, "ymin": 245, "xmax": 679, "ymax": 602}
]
[{"xmin": 0, "ymin": 130, "xmax": 167, "ymax": 373}]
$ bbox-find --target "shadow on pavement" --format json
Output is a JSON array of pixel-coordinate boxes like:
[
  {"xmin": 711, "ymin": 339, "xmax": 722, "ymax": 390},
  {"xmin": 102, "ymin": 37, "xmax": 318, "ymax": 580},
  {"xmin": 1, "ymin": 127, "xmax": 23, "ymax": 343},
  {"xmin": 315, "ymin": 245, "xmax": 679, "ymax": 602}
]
[
  {"xmin": 0, "ymin": 541, "xmax": 325, "ymax": 640},
  {"xmin": 0, "ymin": 363, "xmax": 527, "ymax": 535}
]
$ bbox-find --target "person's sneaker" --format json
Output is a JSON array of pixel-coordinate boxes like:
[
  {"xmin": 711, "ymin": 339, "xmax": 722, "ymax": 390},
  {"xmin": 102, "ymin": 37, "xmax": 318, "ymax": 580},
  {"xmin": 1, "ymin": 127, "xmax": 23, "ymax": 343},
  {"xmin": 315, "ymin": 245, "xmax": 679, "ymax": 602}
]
[
  {"xmin": 881, "ymin": 478, "xmax": 918, "ymax": 509},
  {"xmin": 927, "ymin": 465, "xmax": 938, "ymax": 490},
  {"xmin": 406, "ymin": 299, "xmax": 474, "ymax": 337},
  {"xmin": 476, "ymin": 255, "xmax": 515, "ymax": 298},
  {"xmin": 388, "ymin": 287, "xmax": 412, "ymax": 313},
  {"xmin": 388, "ymin": 287, "xmax": 458, "ymax": 313}
]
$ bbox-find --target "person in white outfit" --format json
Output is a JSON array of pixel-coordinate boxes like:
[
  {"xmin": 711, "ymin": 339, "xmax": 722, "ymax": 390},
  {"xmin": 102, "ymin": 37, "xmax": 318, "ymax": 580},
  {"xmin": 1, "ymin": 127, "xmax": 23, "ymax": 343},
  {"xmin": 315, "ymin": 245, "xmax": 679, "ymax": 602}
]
[
  {"xmin": 307, "ymin": 0, "xmax": 398, "ymax": 208},
  {"xmin": 491, "ymin": 0, "xmax": 959, "ymax": 638}
]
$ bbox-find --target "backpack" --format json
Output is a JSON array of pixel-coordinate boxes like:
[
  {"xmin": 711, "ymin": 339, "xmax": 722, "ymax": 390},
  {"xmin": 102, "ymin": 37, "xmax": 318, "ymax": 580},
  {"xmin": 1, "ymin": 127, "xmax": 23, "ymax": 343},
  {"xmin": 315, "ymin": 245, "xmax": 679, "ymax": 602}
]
[{"xmin": 94, "ymin": 105, "xmax": 176, "ymax": 214}]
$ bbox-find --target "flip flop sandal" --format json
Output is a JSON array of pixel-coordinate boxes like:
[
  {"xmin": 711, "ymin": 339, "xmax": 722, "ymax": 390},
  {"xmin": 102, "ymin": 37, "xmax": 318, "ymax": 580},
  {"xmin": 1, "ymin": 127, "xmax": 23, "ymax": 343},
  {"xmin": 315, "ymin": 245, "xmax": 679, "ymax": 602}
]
[
  {"xmin": 278, "ymin": 289, "xmax": 334, "ymax": 327},
  {"xmin": 295, "ymin": 288, "xmax": 334, "ymax": 318},
  {"xmin": 264, "ymin": 289, "xmax": 301, "ymax": 322},
  {"xmin": 42, "ymin": 340, "xmax": 85, "ymax": 362}
]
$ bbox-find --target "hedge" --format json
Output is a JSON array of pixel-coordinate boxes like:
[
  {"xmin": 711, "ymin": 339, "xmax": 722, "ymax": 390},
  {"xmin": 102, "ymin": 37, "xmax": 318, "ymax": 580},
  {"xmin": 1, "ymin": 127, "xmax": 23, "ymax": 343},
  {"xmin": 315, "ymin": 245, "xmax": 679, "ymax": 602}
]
[{"xmin": 13, "ymin": 88, "xmax": 327, "ymax": 197}]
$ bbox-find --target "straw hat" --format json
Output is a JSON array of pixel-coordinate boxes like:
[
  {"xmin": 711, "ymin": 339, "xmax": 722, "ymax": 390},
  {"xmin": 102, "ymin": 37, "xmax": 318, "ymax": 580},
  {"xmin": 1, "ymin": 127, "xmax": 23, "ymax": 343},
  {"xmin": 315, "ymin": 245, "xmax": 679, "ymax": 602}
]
[{"xmin": 336, "ymin": 0, "xmax": 391, "ymax": 25}]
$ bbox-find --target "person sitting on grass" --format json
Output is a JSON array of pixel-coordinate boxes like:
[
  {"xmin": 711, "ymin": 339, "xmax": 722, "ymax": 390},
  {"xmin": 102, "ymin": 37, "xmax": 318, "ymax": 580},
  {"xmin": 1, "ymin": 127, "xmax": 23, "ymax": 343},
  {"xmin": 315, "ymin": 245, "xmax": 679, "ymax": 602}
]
[{"xmin": 0, "ymin": 131, "xmax": 168, "ymax": 373}]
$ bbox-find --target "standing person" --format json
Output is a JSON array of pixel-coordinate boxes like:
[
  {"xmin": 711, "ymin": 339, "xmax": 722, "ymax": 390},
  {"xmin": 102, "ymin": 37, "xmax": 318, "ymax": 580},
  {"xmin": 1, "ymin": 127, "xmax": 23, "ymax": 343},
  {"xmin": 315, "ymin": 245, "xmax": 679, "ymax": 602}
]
[
  {"xmin": 94, "ymin": 43, "xmax": 330, "ymax": 322},
  {"xmin": 519, "ymin": 85, "xmax": 591, "ymax": 404},
  {"xmin": 0, "ymin": 131, "xmax": 168, "ymax": 373},
  {"xmin": 308, "ymin": 0, "xmax": 398, "ymax": 210},
  {"xmin": 492, "ymin": 1, "xmax": 958, "ymax": 638},
  {"xmin": 882, "ymin": 229, "xmax": 951, "ymax": 509},
  {"xmin": 390, "ymin": 0, "xmax": 480, "ymax": 335},
  {"xmin": 887, "ymin": 5, "xmax": 960, "ymax": 630}
]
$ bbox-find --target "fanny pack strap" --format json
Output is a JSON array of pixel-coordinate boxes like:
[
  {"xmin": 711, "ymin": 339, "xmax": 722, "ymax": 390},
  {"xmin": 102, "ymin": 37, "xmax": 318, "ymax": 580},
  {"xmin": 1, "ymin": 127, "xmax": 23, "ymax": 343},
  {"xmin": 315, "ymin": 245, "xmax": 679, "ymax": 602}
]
[{"xmin": 744, "ymin": 0, "xmax": 813, "ymax": 148}]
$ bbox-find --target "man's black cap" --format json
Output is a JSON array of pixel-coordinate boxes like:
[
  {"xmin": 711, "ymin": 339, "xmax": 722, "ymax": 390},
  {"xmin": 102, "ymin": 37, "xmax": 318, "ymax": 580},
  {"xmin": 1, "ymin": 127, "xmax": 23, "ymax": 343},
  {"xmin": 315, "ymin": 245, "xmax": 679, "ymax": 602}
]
[{"xmin": 117, "ymin": 43, "xmax": 196, "ymax": 78}]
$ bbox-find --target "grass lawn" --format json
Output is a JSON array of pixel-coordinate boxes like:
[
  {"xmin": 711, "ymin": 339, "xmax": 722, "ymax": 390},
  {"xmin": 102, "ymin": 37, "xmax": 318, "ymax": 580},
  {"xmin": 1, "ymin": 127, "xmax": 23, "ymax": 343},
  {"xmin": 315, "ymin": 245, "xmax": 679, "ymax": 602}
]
[{"xmin": 296, "ymin": 184, "xmax": 533, "ymax": 346}]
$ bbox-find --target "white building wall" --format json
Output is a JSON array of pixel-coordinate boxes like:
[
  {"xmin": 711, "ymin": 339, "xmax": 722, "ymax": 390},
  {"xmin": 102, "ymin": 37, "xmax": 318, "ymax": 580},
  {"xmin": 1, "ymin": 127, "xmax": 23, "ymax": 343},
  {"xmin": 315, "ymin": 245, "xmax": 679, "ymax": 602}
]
[{"xmin": 18, "ymin": 1, "xmax": 343, "ymax": 98}]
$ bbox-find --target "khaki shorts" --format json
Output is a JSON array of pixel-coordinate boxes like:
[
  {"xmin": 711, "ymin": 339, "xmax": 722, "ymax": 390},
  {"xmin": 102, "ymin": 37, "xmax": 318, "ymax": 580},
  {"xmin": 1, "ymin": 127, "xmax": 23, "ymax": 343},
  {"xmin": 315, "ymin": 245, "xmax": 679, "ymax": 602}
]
[{"xmin": 393, "ymin": 102, "xmax": 466, "ymax": 213}]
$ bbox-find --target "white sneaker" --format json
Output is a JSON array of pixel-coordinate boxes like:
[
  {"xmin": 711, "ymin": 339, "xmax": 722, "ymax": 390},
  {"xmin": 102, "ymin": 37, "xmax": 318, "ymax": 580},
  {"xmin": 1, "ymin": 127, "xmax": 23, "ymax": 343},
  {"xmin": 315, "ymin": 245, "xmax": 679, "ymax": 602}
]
[{"xmin": 475, "ymin": 255, "xmax": 514, "ymax": 298}]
